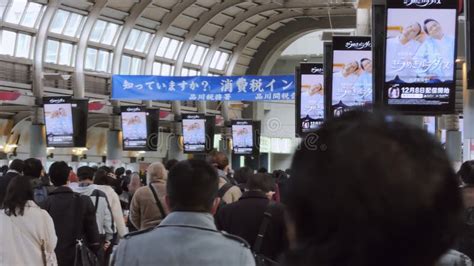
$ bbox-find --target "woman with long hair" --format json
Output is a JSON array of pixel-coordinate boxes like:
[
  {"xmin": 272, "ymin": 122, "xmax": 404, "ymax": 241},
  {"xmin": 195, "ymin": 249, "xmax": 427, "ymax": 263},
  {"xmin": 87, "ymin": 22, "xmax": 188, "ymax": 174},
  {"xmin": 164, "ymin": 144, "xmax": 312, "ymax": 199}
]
[{"xmin": 0, "ymin": 175, "xmax": 58, "ymax": 265}]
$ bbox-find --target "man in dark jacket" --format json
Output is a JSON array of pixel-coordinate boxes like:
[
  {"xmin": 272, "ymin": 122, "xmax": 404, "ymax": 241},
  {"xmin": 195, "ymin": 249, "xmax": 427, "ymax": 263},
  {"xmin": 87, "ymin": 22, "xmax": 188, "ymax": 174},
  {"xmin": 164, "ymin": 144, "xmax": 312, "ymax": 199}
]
[
  {"xmin": 24, "ymin": 158, "xmax": 52, "ymax": 203},
  {"xmin": 215, "ymin": 173, "xmax": 288, "ymax": 260},
  {"xmin": 40, "ymin": 161, "xmax": 100, "ymax": 266},
  {"xmin": 0, "ymin": 159, "xmax": 24, "ymax": 206}
]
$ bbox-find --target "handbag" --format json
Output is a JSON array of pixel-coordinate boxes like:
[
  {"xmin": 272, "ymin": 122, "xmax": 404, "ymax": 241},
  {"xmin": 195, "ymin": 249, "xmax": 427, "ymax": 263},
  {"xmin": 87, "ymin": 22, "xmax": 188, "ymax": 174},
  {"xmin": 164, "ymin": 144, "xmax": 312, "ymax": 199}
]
[
  {"xmin": 72, "ymin": 194, "xmax": 100, "ymax": 266},
  {"xmin": 74, "ymin": 239, "xmax": 100, "ymax": 266}
]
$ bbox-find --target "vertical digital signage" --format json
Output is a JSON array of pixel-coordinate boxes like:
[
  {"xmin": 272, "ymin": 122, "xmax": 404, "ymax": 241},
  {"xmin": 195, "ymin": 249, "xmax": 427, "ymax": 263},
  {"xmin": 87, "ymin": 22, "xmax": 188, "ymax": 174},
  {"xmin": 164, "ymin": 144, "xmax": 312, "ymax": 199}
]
[
  {"xmin": 43, "ymin": 97, "xmax": 74, "ymax": 147},
  {"xmin": 182, "ymin": 114, "xmax": 207, "ymax": 153},
  {"xmin": 232, "ymin": 120, "xmax": 254, "ymax": 155},
  {"xmin": 383, "ymin": 0, "xmax": 459, "ymax": 113},
  {"xmin": 296, "ymin": 63, "xmax": 325, "ymax": 135},
  {"xmin": 121, "ymin": 106, "xmax": 149, "ymax": 150},
  {"xmin": 331, "ymin": 36, "xmax": 373, "ymax": 117}
]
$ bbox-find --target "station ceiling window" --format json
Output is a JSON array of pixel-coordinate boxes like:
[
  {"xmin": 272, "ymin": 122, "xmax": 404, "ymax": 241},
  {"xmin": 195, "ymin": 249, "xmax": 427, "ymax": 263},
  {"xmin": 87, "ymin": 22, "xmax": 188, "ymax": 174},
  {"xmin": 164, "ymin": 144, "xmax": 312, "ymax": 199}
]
[
  {"xmin": 3, "ymin": 0, "xmax": 44, "ymax": 28},
  {"xmin": 90, "ymin": 20, "xmax": 121, "ymax": 46},
  {"xmin": 125, "ymin": 29, "xmax": 152, "ymax": 53},
  {"xmin": 181, "ymin": 67, "xmax": 200, "ymax": 76},
  {"xmin": 121, "ymin": 55, "xmax": 143, "ymax": 75},
  {"xmin": 85, "ymin": 48, "xmax": 113, "ymax": 73},
  {"xmin": 153, "ymin": 62, "xmax": 175, "ymax": 76},
  {"xmin": 155, "ymin": 37, "xmax": 182, "ymax": 60},
  {"xmin": 184, "ymin": 44, "xmax": 208, "ymax": 65},
  {"xmin": 45, "ymin": 39, "xmax": 76, "ymax": 67},
  {"xmin": 0, "ymin": 30, "xmax": 34, "ymax": 59},
  {"xmin": 210, "ymin": 51, "xmax": 230, "ymax": 71},
  {"xmin": 49, "ymin": 9, "xmax": 85, "ymax": 38}
]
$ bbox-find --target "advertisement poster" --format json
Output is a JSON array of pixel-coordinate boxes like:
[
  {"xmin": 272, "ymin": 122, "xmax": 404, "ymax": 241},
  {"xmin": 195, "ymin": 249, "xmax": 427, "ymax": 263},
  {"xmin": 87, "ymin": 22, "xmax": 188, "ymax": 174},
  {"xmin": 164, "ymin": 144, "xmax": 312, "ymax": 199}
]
[
  {"xmin": 182, "ymin": 114, "xmax": 206, "ymax": 153},
  {"xmin": 232, "ymin": 120, "xmax": 254, "ymax": 155},
  {"xmin": 331, "ymin": 36, "xmax": 373, "ymax": 117},
  {"xmin": 121, "ymin": 107, "xmax": 148, "ymax": 150},
  {"xmin": 384, "ymin": 0, "xmax": 458, "ymax": 114},
  {"xmin": 43, "ymin": 97, "xmax": 74, "ymax": 147},
  {"xmin": 297, "ymin": 63, "xmax": 325, "ymax": 134}
]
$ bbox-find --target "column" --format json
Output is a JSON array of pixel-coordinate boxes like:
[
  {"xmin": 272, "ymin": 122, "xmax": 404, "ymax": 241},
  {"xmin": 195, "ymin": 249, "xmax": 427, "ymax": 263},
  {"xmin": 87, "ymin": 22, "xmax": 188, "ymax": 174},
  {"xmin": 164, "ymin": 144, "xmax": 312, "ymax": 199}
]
[
  {"xmin": 463, "ymin": 62, "xmax": 474, "ymax": 161},
  {"xmin": 167, "ymin": 122, "xmax": 186, "ymax": 161},
  {"xmin": 444, "ymin": 114, "xmax": 462, "ymax": 169},
  {"xmin": 356, "ymin": 8, "xmax": 371, "ymax": 35},
  {"xmin": 107, "ymin": 115, "xmax": 123, "ymax": 168},
  {"xmin": 30, "ymin": 124, "xmax": 47, "ymax": 164}
]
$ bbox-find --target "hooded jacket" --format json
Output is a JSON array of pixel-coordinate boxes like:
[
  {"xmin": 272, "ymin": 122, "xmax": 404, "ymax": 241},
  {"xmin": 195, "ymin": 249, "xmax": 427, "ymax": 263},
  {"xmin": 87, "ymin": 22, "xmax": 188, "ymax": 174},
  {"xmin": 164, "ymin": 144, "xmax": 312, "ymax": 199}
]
[{"xmin": 72, "ymin": 183, "xmax": 114, "ymax": 241}]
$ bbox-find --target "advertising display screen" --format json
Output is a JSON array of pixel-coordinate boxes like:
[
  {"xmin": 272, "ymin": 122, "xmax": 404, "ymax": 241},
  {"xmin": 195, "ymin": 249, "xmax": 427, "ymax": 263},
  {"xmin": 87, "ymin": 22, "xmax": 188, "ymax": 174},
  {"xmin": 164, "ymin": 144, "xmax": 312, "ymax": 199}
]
[
  {"xmin": 331, "ymin": 36, "xmax": 373, "ymax": 117},
  {"xmin": 296, "ymin": 63, "xmax": 325, "ymax": 135},
  {"xmin": 232, "ymin": 120, "xmax": 254, "ymax": 155},
  {"xmin": 182, "ymin": 114, "xmax": 206, "ymax": 153},
  {"xmin": 121, "ymin": 106, "xmax": 148, "ymax": 150},
  {"xmin": 43, "ymin": 97, "xmax": 74, "ymax": 147},
  {"xmin": 384, "ymin": 0, "xmax": 458, "ymax": 113}
]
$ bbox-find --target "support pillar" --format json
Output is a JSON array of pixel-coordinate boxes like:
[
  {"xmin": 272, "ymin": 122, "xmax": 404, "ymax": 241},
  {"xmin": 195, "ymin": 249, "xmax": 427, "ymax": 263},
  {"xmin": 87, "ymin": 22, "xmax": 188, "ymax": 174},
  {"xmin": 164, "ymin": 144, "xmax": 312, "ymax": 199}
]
[
  {"xmin": 30, "ymin": 124, "xmax": 47, "ymax": 164},
  {"xmin": 463, "ymin": 62, "xmax": 474, "ymax": 161},
  {"xmin": 356, "ymin": 8, "xmax": 371, "ymax": 35},
  {"xmin": 444, "ymin": 114, "xmax": 462, "ymax": 168},
  {"xmin": 107, "ymin": 115, "xmax": 122, "ymax": 168},
  {"xmin": 167, "ymin": 122, "xmax": 186, "ymax": 161}
]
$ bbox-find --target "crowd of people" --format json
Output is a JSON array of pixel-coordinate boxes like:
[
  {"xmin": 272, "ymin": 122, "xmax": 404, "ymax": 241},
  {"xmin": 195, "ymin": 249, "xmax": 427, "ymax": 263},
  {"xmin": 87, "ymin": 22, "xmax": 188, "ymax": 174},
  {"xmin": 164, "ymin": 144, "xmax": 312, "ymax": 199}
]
[{"xmin": 1, "ymin": 110, "xmax": 474, "ymax": 266}]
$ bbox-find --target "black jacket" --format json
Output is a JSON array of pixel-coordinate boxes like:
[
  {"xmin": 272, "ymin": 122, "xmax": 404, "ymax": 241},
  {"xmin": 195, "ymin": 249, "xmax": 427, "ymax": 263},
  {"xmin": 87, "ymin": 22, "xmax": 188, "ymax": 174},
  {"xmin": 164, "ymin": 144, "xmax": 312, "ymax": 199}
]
[
  {"xmin": 0, "ymin": 171, "xmax": 20, "ymax": 207},
  {"xmin": 215, "ymin": 190, "xmax": 288, "ymax": 260},
  {"xmin": 40, "ymin": 186, "xmax": 100, "ymax": 266}
]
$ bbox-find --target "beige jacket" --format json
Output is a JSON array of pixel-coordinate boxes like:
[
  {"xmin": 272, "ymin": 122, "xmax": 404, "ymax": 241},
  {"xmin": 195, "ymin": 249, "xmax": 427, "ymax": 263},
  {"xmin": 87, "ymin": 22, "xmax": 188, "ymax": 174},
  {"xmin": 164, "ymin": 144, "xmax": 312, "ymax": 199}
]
[
  {"xmin": 218, "ymin": 177, "xmax": 242, "ymax": 204},
  {"xmin": 130, "ymin": 180, "xmax": 168, "ymax": 230},
  {"xmin": 0, "ymin": 201, "xmax": 58, "ymax": 265},
  {"xmin": 95, "ymin": 185, "xmax": 128, "ymax": 238}
]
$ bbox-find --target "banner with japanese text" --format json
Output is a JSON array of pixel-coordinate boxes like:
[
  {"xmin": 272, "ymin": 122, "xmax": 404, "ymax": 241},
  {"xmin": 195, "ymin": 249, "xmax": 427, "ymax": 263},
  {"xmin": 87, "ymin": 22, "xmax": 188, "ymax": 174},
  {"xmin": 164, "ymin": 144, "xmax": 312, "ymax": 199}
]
[{"xmin": 112, "ymin": 75, "xmax": 295, "ymax": 101}]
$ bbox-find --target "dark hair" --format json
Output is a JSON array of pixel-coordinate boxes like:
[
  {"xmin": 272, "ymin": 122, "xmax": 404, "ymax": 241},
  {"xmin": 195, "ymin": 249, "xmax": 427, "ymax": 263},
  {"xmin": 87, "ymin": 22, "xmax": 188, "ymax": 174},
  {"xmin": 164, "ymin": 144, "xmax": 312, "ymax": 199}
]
[
  {"xmin": 414, "ymin": 22, "xmax": 422, "ymax": 36},
  {"xmin": 94, "ymin": 169, "xmax": 109, "ymax": 185},
  {"xmin": 98, "ymin": 166, "xmax": 112, "ymax": 174},
  {"xmin": 49, "ymin": 161, "xmax": 70, "ymax": 186},
  {"xmin": 273, "ymin": 170, "xmax": 288, "ymax": 181},
  {"xmin": 360, "ymin": 58, "xmax": 371, "ymax": 70},
  {"xmin": 9, "ymin": 159, "xmax": 24, "ymax": 173},
  {"xmin": 125, "ymin": 170, "xmax": 132, "ymax": 175},
  {"xmin": 423, "ymin": 18, "xmax": 439, "ymax": 35},
  {"xmin": 0, "ymin": 165, "xmax": 7, "ymax": 175},
  {"xmin": 115, "ymin": 167, "xmax": 125, "ymax": 177},
  {"xmin": 283, "ymin": 110, "xmax": 463, "ymax": 266},
  {"xmin": 3, "ymin": 175, "xmax": 34, "ymax": 216},
  {"xmin": 207, "ymin": 151, "xmax": 229, "ymax": 170},
  {"xmin": 257, "ymin": 167, "xmax": 268, "ymax": 173},
  {"xmin": 234, "ymin": 166, "xmax": 254, "ymax": 184},
  {"xmin": 23, "ymin": 158, "xmax": 43, "ymax": 178},
  {"xmin": 459, "ymin": 161, "xmax": 474, "ymax": 185},
  {"xmin": 77, "ymin": 166, "xmax": 95, "ymax": 181},
  {"xmin": 167, "ymin": 159, "xmax": 218, "ymax": 212},
  {"xmin": 247, "ymin": 173, "xmax": 275, "ymax": 193},
  {"xmin": 165, "ymin": 159, "xmax": 179, "ymax": 171}
]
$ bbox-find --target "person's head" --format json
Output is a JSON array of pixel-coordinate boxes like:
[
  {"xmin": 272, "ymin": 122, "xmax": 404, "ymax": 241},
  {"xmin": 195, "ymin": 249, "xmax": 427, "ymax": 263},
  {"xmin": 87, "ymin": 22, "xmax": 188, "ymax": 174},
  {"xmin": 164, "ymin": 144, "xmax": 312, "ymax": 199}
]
[
  {"xmin": 77, "ymin": 166, "xmax": 95, "ymax": 182},
  {"xmin": 283, "ymin": 110, "xmax": 463, "ymax": 266},
  {"xmin": 166, "ymin": 159, "xmax": 219, "ymax": 213},
  {"xmin": 94, "ymin": 169, "xmax": 109, "ymax": 185},
  {"xmin": 424, "ymin": 18, "xmax": 443, "ymax": 39},
  {"xmin": 343, "ymin": 60, "xmax": 359, "ymax": 75},
  {"xmin": 458, "ymin": 161, "xmax": 474, "ymax": 185},
  {"xmin": 146, "ymin": 162, "xmax": 167, "ymax": 185},
  {"xmin": 247, "ymin": 173, "xmax": 275, "ymax": 198},
  {"xmin": 125, "ymin": 170, "xmax": 132, "ymax": 176},
  {"xmin": 360, "ymin": 58, "xmax": 372, "ymax": 73},
  {"xmin": 207, "ymin": 151, "xmax": 229, "ymax": 171},
  {"xmin": 165, "ymin": 159, "xmax": 179, "ymax": 171},
  {"xmin": 257, "ymin": 167, "xmax": 268, "ymax": 174},
  {"xmin": 234, "ymin": 166, "xmax": 254, "ymax": 185},
  {"xmin": 128, "ymin": 172, "xmax": 142, "ymax": 194},
  {"xmin": 9, "ymin": 159, "xmax": 24, "ymax": 173},
  {"xmin": 115, "ymin": 167, "xmax": 125, "ymax": 177},
  {"xmin": 273, "ymin": 169, "xmax": 289, "ymax": 181},
  {"xmin": 402, "ymin": 22, "xmax": 422, "ymax": 40},
  {"xmin": 48, "ymin": 161, "xmax": 70, "ymax": 186},
  {"xmin": 23, "ymin": 158, "xmax": 43, "ymax": 178},
  {"xmin": 3, "ymin": 175, "xmax": 34, "ymax": 216}
]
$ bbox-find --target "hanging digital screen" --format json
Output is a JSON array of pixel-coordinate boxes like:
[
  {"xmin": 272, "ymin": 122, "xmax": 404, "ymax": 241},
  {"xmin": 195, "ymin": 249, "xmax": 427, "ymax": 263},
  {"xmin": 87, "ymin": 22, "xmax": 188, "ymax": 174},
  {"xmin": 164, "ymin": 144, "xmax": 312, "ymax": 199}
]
[
  {"xmin": 383, "ymin": 0, "xmax": 459, "ymax": 114},
  {"xmin": 331, "ymin": 36, "xmax": 373, "ymax": 117},
  {"xmin": 43, "ymin": 97, "xmax": 74, "ymax": 147},
  {"xmin": 232, "ymin": 120, "xmax": 254, "ymax": 155},
  {"xmin": 182, "ymin": 114, "xmax": 207, "ymax": 153},
  {"xmin": 121, "ymin": 106, "xmax": 148, "ymax": 150},
  {"xmin": 296, "ymin": 63, "xmax": 325, "ymax": 135}
]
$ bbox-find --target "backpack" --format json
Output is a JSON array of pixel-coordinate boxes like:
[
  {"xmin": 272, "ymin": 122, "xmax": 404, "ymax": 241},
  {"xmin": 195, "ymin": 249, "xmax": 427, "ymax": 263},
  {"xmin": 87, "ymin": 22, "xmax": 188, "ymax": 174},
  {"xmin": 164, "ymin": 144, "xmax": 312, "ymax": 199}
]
[
  {"xmin": 215, "ymin": 183, "xmax": 234, "ymax": 213},
  {"xmin": 33, "ymin": 186, "xmax": 48, "ymax": 204}
]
